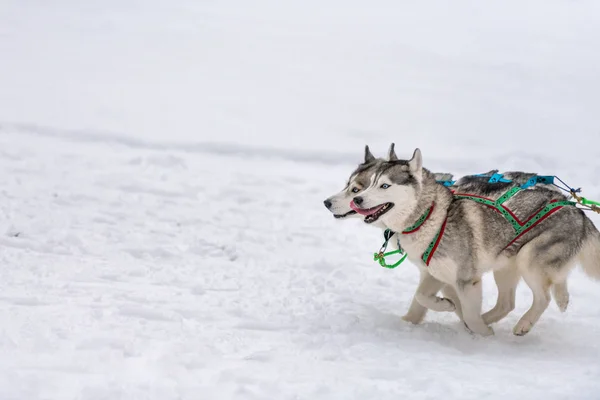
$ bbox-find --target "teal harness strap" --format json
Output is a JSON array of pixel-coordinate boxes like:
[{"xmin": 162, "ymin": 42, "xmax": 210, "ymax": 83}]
[
  {"xmin": 487, "ymin": 173, "xmax": 512, "ymax": 183},
  {"xmin": 437, "ymin": 180, "xmax": 455, "ymax": 187},
  {"xmin": 520, "ymin": 175, "xmax": 555, "ymax": 189}
]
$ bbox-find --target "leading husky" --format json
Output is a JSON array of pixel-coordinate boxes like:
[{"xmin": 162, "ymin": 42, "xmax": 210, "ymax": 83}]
[
  {"xmin": 324, "ymin": 145, "xmax": 570, "ymax": 331},
  {"xmin": 335, "ymin": 146, "xmax": 600, "ymax": 336},
  {"xmin": 324, "ymin": 146, "xmax": 466, "ymax": 323},
  {"xmin": 324, "ymin": 145, "xmax": 569, "ymax": 332}
]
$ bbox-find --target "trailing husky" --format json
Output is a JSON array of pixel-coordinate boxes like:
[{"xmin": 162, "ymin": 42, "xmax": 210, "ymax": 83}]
[{"xmin": 324, "ymin": 145, "xmax": 600, "ymax": 336}]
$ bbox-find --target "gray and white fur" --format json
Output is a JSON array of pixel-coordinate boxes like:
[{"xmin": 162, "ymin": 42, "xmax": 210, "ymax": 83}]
[
  {"xmin": 324, "ymin": 145, "xmax": 464, "ymax": 322},
  {"xmin": 342, "ymin": 146, "xmax": 600, "ymax": 336},
  {"xmin": 324, "ymin": 145, "xmax": 567, "ymax": 329}
]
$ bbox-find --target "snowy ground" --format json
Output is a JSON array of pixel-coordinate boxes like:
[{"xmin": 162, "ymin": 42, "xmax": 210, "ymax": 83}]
[
  {"xmin": 1, "ymin": 128, "xmax": 600, "ymax": 399},
  {"xmin": 2, "ymin": 0, "xmax": 600, "ymax": 399}
]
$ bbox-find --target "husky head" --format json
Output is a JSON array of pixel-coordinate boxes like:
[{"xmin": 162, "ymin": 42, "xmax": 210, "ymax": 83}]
[
  {"xmin": 349, "ymin": 146, "xmax": 423, "ymax": 225},
  {"xmin": 323, "ymin": 144, "xmax": 391, "ymax": 220}
]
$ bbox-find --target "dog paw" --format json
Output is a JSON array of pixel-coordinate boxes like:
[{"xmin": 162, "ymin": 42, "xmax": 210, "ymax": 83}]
[
  {"xmin": 513, "ymin": 320, "xmax": 533, "ymax": 336},
  {"xmin": 552, "ymin": 283, "xmax": 569, "ymax": 313},
  {"xmin": 401, "ymin": 313, "xmax": 424, "ymax": 325},
  {"xmin": 555, "ymin": 295, "xmax": 569, "ymax": 313},
  {"xmin": 464, "ymin": 321, "xmax": 494, "ymax": 337},
  {"xmin": 477, "ymin": 325, "xmax": 495, "ymax": 337},
  {"xmin": 482, "ymin": 303, "xmax": 515, "ymax": 325},
  {"xmin": 438, "ymin": 298, "xmax": 456, "ymax": 312},
  {"xmin": 481, "ymin": 310, "xmax": 498, "ymax": 325},
  {"xmin": 482, "ymin": 308, "xmax": 507, "ymax": 325},
  {"xmin": 556, "ymin": 299, "xmax": 569, "ymax": 313}
]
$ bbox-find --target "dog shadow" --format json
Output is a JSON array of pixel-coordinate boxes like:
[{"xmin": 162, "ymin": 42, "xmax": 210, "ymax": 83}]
[{"xmin": 345, "ymin": 301, "xmax": 592, "ymax": 360}]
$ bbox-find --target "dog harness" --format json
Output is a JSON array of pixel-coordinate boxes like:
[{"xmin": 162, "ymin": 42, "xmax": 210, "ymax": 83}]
[
  {"xmin": 451, "ymin": 188, "xmax": 574, "ymax": 254},
  {"xmin": 374, "ymin": 203, "xmax": 434, "ymax": 269},
  {"xmin": 424, "ymin": 174, "xmax": 578, "ymax": 266},
  {"xmin": 378, "ymin": 173, "xmax": 578, "ymax": 269}
]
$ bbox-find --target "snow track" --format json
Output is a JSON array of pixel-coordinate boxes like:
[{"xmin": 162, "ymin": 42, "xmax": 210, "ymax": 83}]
[
  {"xmin": 2, "ymin": 0, "xmax": 600, "ymax": 397},
  {"xmin": 1, "ymin": 129, "xmax": 599, "ymax": 399}
]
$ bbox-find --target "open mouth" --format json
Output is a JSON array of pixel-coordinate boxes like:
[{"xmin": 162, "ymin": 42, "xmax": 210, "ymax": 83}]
[
  {"xmin": 334, "ymin": 210, "xmax": 357, "ymax": 219},
  {"xmin": 350, "ymin": 202, "xmax": 394, "ymax": 223}
]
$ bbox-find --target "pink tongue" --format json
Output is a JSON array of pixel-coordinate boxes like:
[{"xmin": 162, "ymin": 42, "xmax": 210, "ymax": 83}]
[{"xmin": 350, "ymin": 201, "xmax": 385, "ymax": 216}]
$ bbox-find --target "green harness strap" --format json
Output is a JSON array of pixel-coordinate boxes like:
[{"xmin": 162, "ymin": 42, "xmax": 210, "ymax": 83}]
[
  {"xmin": 373, "ymin": 204, "xmax": 434, "ymax": 269},
  {"xmin": 453, "ymin": 187, "xmax": 575, "ymax": 235},
  {"xmin": 571, "ymin": 191, "xmax": 600, "ymax": 214},
  {"xmin": 375, "ymin": 186, "xmax": 577, "ymax": 268},
  {"xmin": 421, "ymin": 218, "xmax": 448, "ymax": 265},
  {"xmin": 420, "ymin": 187, "xmax": 575, "ymax": 265},
  {"xmin": 373, "ymin": 245, "xmax": 407, "ymax": 269}
]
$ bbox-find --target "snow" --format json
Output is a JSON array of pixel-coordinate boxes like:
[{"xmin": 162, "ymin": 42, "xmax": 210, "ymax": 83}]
[{"xmin": 1, "ymin": 0, "xmax": 600, "ymax": 398}]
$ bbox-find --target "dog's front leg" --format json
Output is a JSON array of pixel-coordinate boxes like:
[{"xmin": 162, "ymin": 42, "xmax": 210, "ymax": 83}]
[
  {"xmin": 402, "ymin": 270, "xmax": 453, "ymax": 324},
  {"xmin": 441, "ymin": 285, "xmax": 463, "ymax": 321},
  {"xmin": 455, "ymin": 277, "xmax": 494, "ymax": 336}
]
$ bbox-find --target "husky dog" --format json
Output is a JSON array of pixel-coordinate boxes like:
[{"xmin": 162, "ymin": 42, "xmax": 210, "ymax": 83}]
[
  {"xmin": 343, "ymin": 146, "xmax": 600, "ymax": 336},
  {"xmin": 324, "ymin": 145, "xmax": 569, "ymax": 329},
  {"xmin": 324, "ymin": 146, "xmax": 464, "ymax": 322}
]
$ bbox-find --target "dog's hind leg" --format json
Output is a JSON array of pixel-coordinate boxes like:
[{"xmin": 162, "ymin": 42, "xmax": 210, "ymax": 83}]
[
  {"xmin": 552, "ymin": 280, "xmax": 569, "ymax": 312},
  {"xmin": 512, "ymin": 234, "xmax": 577, "ymax": 336},
  {"xmin": 552, "ymin": 281, "xmax": 569, "ymax": 312},
  {"xmin": 402, "ymin": 271, "xmax": 449, "ymax": 324},
  {"xmin": 482, "ymin": 262, "xmax": 521, "ymax": 325},
  {"xmin": 513, "ymin": 267, "xmax": 552, "ymax": 336}
]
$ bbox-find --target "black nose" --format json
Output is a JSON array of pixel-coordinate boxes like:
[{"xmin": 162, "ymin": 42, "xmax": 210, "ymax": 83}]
[
  {"xmin": 324, "ymin": 199, "xmax": 332, "ymax": 209},
  {"xmin": 353, "ymin": 196, "xmax": 363, "ymax": 205}
]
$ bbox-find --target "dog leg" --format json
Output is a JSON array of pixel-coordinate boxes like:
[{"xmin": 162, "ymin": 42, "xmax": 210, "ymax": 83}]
[
  {"xmin": 441, "ymin": 285, "xmax": 463, "ymax": 321},
  {"xmin": 512, "ymin": 233, "xmax": 577, "ymax": 336},
  {"xmin": 402, "ymin": 271, "xmax": 446, "ymax": 324},
  {"xmin": 552, "ymin": 281, "xmax": 569, "ymax": 312},
  {"xmin": 415, "ymin": 289, "xmax": 456, "ymax": 313},
  {"xmin": 482, "ymin": 264, "xmax": 520, "ymax": 325},
  {"xmin": 455, "ymin": 278, "xmax": 494, "ymax": 336},
  {"xmin": 513, "ymin": 268, "xmax": 551, "ymax": 336},
  {"xmin": 414, "ymin": 271, "xmax": 455, "ymax": 312}
]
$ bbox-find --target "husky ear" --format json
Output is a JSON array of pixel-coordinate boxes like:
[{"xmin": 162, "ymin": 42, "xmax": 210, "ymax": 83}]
[
  {"xmin": 408, "ymin": 148, "xmax": 422, "ymax": 174},
  {"xmin": 364, "ymin": 145, "xmax": 376, "ymax": 163},
  {"xmin": 387, "ymin": 143, "xmax": 398, "ymax": 161}
]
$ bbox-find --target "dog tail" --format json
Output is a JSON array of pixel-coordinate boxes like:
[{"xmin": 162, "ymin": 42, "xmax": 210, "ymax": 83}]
[{"xmin": 577, "ymin": 217, "xmax": 600, "ymax": 280}]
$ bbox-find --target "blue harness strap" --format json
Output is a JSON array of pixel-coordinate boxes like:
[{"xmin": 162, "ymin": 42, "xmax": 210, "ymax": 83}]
[
  {"xmin": 437, "ymin": 180, "xmax": 456, "ymax": 187},
  {"xmin": 439, "ymin": 173, "xmax": 557, "ymax": 190},
  {"xmin": 520, "ymin": 175, "xmax": 555, "ymax": 189},
  {"xmin": 487, "ymin": 173, "xmax": 512, "ymax": 184},
  {"xmin": 472, "ymin": 171, "xmax": 511, "ymax": 183}
]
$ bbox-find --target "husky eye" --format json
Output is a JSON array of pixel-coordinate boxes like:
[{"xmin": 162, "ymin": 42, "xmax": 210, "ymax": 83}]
[
  {"xmin": 351, "ymin": 187, "xmax": 360, "ymax": 193},
  {"xmin": 380, "ymin": 183, "xmax": 391, "ymax": 189}
]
